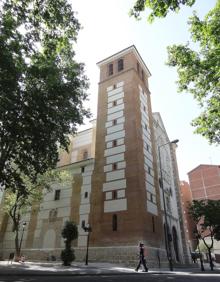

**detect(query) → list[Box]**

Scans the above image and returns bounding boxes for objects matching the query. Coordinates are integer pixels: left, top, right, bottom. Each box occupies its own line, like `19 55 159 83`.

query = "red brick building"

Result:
188 165 220 200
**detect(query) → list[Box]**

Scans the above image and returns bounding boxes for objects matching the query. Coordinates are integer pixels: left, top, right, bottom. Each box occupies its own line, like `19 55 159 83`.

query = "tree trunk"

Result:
14 228 20 262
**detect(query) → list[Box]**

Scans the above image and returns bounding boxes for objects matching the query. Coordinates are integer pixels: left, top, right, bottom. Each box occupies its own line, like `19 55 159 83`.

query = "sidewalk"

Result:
0 261 220 276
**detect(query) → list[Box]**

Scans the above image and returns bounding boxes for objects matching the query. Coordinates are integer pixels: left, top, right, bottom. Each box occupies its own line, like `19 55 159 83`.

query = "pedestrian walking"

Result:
135 242 148 272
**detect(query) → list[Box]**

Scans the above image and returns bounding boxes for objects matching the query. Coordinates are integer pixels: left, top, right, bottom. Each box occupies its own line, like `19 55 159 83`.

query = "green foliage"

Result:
0 0 90 194
61 221 78 266
189 199 220 270
131 0 220 144
130 0 196 22
2 169 67 257
62 220 78 242
167 1 220 144
189 199 220 240
61 249 75 266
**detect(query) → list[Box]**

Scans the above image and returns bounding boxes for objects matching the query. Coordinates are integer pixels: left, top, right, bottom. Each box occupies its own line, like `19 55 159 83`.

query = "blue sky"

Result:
72 0 219 180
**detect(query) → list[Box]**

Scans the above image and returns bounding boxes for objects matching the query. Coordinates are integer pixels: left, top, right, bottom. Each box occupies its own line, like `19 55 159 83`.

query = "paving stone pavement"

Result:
0 261 220 276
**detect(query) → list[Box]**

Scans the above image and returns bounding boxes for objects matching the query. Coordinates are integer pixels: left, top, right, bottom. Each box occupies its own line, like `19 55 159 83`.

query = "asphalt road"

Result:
0 274 220 282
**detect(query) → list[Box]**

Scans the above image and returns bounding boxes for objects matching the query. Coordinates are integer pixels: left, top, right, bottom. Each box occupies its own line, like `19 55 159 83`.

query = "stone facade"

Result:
0 46 187 266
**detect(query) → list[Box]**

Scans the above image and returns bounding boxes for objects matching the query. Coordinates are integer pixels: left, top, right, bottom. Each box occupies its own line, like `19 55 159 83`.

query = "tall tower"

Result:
90 46 163 262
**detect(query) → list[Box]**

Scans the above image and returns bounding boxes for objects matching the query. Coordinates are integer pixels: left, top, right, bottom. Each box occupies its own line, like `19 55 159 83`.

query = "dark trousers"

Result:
136 256 148 272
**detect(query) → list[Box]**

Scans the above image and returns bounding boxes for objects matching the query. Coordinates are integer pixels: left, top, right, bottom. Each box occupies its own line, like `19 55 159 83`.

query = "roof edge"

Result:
97 45 151 77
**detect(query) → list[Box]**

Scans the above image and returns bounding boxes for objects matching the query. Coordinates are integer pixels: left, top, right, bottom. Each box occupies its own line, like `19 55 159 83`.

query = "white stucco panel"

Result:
147 200 158 216
108 91 124 103
103 179 126 192
106 192 112 200
107 104 124 115
107 124 124 135
104 145 125 157
79 203 90 215
105 130 125 142
106 153 124 164
107 110 124 122
104 198 127 212
107 86 123 97
106 169 125 182
117 189 125 198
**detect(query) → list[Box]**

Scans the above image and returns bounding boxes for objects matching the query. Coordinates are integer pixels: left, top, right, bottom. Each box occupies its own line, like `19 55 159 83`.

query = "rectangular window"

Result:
113 100 117 106
108 63 113 75
113 119 117 126
112 140 117 147
54 189 61 201
81 166 85 173
113 190 117 199
112 163 117 170
118 59 124 72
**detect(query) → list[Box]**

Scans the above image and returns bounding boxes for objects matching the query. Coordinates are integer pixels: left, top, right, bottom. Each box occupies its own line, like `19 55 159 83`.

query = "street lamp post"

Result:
19 222 27 256
83 225 92 265
158 139 179 271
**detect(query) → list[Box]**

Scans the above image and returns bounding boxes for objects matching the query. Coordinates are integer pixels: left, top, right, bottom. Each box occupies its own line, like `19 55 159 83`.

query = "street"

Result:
0 273 220 282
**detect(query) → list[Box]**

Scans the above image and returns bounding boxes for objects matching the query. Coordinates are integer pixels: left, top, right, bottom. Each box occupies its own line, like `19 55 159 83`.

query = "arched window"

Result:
108 63 113 75
118 59 124 71
172 226 180 261
112 214 117 231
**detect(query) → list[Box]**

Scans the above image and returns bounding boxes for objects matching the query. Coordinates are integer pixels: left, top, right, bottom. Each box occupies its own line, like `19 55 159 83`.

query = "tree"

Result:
2 170 68 260
61 221 78 266
131 0 220 145
189 200 220 271
0 0 90 194
130 0 196 22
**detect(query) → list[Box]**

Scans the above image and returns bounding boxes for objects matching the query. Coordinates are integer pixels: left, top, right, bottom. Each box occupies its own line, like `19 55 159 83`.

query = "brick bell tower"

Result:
90 46 163 261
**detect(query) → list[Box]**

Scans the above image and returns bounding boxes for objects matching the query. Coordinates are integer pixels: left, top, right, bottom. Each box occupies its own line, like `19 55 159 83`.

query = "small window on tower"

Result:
54 189 61 201
112 214 117 231
112 163 117 170
81 166 85 173
118 59 124 72
112 140 117 147
108 63 113 75
113 119 117 126
113 100 117 106
84 192 88 198
113 190 117 199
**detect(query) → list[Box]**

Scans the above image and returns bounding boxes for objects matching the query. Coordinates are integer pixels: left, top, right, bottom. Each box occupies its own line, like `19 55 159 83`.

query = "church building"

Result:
0 46 188 266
